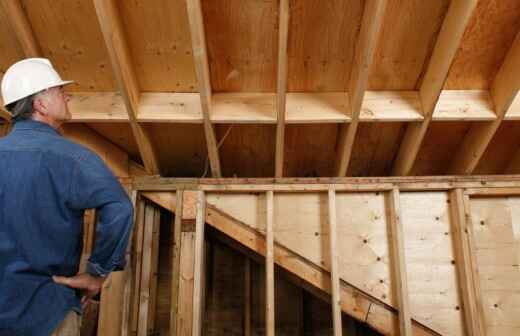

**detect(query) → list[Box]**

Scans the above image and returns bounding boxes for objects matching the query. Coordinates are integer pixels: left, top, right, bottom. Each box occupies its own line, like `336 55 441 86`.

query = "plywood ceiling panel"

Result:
368 0 450 90
410 122 470 175
202 0 278 92
217 124 275 177
86 122 140 163
284 124 338 177
118 0 198 92
143 123 207 177
444 0 520 89
21 0 116 91
474 121 520 174
287 0 364 92
348 122 405 176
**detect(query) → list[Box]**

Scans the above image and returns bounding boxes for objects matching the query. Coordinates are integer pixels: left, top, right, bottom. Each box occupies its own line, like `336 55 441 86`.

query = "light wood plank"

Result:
275 0 290 177
130 198 146 334
393 0 478 175
450 31 520 174
449 189 485 335
327 188 342 336
192 191 206 336
432 90 497 121
147 207 161 331
176 230 195 336
336 0 387 176
170 190 184 336
92 0 160 175
1 0 41 57
186 0 221 177
266 190 275 336
386 188 412 336
244 257 252 336
137 203 155 336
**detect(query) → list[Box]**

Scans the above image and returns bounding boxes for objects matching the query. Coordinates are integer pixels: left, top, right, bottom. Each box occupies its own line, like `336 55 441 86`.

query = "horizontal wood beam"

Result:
93 0 160 175
133 175 520 193
392 0 478 175
186 0 221 177
450 30 520 174
336 0 387 177
66 90 510 124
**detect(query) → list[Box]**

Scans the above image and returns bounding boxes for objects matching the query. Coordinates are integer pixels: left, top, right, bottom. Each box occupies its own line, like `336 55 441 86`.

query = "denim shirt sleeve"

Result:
68 151 134 277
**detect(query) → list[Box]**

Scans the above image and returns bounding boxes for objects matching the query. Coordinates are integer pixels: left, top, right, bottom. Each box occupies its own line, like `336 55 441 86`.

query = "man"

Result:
0 58 133 335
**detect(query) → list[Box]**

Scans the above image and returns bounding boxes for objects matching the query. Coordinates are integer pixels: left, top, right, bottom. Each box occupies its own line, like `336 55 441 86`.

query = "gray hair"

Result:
5 92 39 122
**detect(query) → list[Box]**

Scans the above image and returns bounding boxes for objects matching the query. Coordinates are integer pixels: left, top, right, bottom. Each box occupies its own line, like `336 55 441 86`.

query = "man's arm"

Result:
54 151 133 304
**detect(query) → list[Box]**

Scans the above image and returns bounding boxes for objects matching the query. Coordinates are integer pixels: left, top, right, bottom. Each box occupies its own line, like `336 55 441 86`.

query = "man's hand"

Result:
52 273 106 309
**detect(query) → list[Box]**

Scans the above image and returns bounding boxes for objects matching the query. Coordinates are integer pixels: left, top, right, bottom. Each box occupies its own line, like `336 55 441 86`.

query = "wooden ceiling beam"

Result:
392 0 478 176
1 0 41 57
186 0 222 178
275 0 290 177
449 30 520 174
93 0 160 175
335 0 387 177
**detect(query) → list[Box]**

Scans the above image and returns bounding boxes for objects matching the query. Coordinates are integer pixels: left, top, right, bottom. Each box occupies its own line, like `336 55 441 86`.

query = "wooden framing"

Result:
450 30 520 174
265 190 275 336
170 190 184 336
275 0 290 177
192 190 206 336
1 0 41 57
386 188 412 336
186 0 221 178
335 0 386 177
93 0 160 175
392 0 478 176
449 189 484 335
327 187 342 336
138 177 520 336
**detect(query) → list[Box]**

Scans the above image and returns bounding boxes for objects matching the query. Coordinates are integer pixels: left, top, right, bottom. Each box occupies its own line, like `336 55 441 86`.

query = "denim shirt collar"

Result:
13 119 61 136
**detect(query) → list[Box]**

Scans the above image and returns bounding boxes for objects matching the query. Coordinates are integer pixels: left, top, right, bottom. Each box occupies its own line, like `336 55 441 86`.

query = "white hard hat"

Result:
1 58 74 106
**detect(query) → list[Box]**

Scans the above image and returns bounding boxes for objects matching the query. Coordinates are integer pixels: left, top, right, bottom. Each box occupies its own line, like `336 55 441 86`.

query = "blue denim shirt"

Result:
0 120 133 336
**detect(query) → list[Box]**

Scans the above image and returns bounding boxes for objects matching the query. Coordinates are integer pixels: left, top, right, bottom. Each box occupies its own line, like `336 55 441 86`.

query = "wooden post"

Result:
327 187 343 336
386 188 412 335
192 191 206 336
266 191 275 336
147 207 161 331
170 190 184 336
137 203 157 336
244 257 252 336
130 198 147 334
449 189 485 335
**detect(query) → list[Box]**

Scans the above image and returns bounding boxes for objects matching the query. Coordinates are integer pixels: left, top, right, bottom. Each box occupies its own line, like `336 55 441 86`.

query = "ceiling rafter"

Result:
392 0 478 176
1 0 41 57
275 0 290 177
450 30 520 174
186 0 222 178
93 0 161 175
335 0 387 177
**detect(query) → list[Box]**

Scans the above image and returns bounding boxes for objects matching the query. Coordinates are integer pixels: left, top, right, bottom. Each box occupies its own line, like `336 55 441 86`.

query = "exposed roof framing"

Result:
186 0 222 177
392 0 478 176
335 0 387 177
450 30 520 174
1 0 519 178
93 0 160 175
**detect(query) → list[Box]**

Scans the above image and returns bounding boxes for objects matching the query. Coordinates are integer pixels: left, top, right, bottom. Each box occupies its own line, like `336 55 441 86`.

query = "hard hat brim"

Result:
3 80 75 107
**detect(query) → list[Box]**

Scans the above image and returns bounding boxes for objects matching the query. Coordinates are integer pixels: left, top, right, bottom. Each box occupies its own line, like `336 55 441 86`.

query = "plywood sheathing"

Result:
474 121 520 174
20 0 116 91
118 0 198 92
202 0 278 92
369 0 450 90
445 0 520 89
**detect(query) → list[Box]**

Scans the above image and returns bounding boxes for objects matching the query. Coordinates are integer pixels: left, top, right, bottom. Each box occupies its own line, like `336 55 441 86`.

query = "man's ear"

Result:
33 95 47 116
